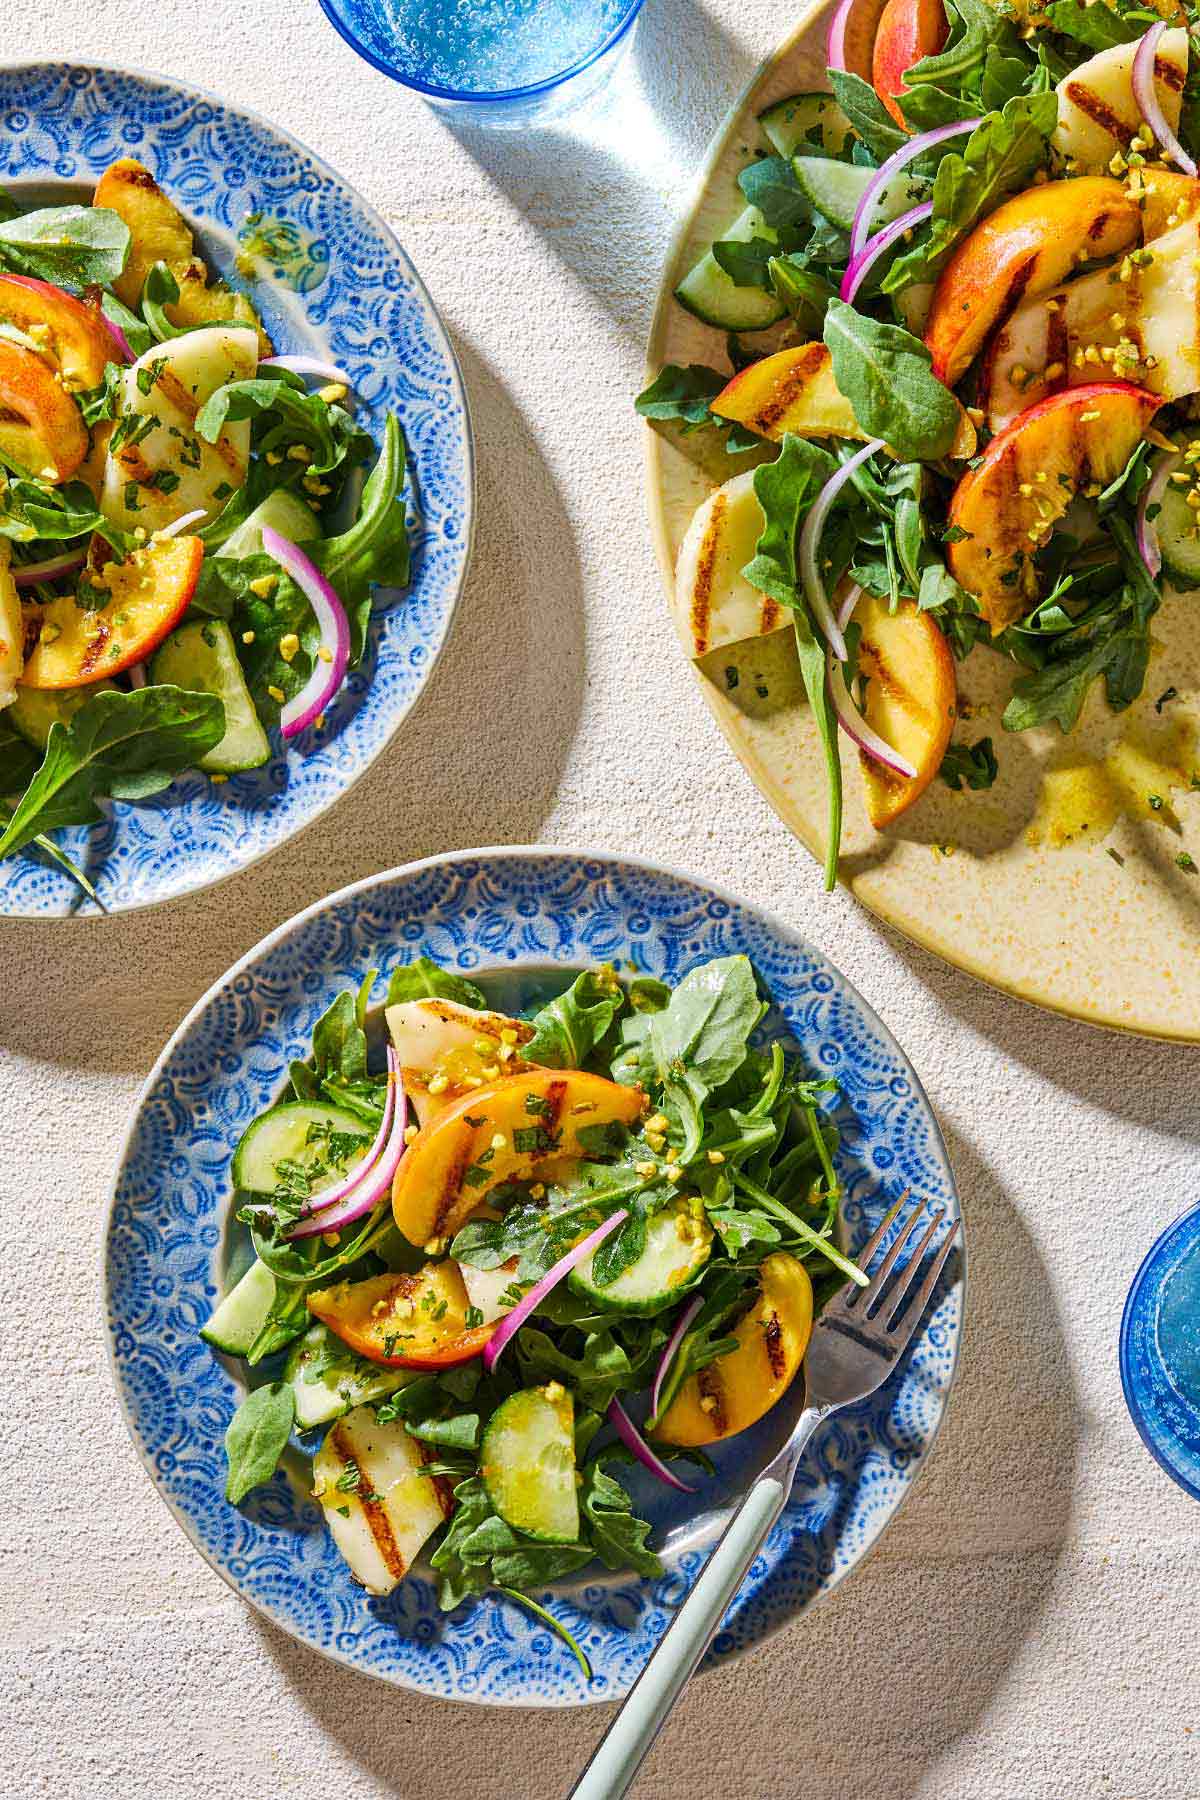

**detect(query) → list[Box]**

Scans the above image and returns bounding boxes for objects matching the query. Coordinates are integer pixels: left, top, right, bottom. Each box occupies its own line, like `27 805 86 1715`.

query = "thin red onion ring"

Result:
260 526 351 739
286 1052 409 1239
1132 24 1196 177
155 509 208 541
1136 448 1181 580
482 1209 629 1373
828 641 919 777
836 581 864 633
128 662 147 690
12 549 85 588
649 1295 703 1423
102 314 136 365
801 440 886 661
607 1395 696 1494
849 118 980 262
840 201 934 303
261 355 356 389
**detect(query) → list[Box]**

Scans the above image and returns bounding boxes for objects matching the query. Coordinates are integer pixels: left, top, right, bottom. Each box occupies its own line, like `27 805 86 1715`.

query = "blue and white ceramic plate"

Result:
104 849 964 1705
0 63 472 918
1120 1202 1200 1504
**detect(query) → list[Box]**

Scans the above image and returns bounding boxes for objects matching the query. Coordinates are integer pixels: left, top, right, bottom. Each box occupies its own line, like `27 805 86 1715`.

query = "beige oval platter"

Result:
643 2 1200 1042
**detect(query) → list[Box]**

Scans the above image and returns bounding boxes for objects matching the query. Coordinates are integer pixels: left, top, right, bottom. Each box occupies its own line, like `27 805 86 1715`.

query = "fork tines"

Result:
842 1193 960 1338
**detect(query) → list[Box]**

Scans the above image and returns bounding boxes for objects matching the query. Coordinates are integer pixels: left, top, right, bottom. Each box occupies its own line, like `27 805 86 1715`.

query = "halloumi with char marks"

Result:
312 1404 454 1595
674 470 788 660
101 326 258 534
384 996 536 1126
1055 30 1188 169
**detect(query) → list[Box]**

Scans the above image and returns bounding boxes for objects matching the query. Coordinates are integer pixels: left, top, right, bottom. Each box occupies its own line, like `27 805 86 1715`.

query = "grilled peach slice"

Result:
830 0 890 80
20 535 203 687
0 275 115 390
1139 167 1200 238
872 0 947 129
925 178 1141 386
391 1068 645 1247
854 591 956 827
93 157 197 309
947 381 1160 632
0 339 88 483
308 1265 495 1368
654 1252 813 1447
0 542 21 710
712 344 975 457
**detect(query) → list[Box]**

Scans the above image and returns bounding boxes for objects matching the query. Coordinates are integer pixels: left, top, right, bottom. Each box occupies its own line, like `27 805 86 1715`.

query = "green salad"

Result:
640 0 1200 885
204 953 862 1667
0 157 409 902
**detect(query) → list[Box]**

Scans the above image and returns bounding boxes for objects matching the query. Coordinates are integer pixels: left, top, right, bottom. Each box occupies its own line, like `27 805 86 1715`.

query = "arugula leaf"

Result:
589 1204 647 1288
827 70 908 161
429 1475 495 1607
523 968 623 1068
767 257 837 335
906 0 1020 91
736 156 812 234
1043 0 1144 50
516 1327 643 1414
0 716 39 793
711 233 777 291
579 1452 663 1578
224 1382 295 1504
0 204 130 288
882 95 1058 295
497 1588 593 1679
939 737 998 790
196 370 373 477
0 477 128 552
385 954 487 1009
1002 617 1144 733
0 687 225 861
646 954 763 1108
101 290 154 360
742 435 838 604
316 413 410 607
635 363 726 427
823 299 960 461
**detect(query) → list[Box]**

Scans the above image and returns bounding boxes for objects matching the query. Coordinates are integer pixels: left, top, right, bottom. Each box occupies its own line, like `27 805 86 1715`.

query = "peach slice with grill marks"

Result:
853 590 957 827
946 380 1161 633
0 338 88 483
872 0 948 130
20 534 203 688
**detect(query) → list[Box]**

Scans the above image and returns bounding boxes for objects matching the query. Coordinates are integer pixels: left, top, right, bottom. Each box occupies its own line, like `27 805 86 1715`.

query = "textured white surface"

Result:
2 2 1199 1795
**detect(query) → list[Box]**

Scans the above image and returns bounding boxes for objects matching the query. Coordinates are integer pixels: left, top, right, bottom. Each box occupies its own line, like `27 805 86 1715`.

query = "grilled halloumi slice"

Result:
0 543 21 711
1055 30 1188 170
458 1257 520 1326
101 326 258 534
981 211 1200 427
385 996 536 1126
674 470 788 661
313 1405 454 1596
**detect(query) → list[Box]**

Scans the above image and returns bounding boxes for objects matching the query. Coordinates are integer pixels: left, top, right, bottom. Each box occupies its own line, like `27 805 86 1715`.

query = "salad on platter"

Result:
203 952 864 1669
0 160 409 903
639 0 1200 887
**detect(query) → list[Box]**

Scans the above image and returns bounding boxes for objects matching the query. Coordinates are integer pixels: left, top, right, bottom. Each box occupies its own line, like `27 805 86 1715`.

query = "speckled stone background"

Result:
3 2 1199 1795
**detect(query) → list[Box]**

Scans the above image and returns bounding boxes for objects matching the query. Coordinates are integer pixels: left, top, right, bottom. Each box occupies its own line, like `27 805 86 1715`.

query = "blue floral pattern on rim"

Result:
0 63 472 918
1120 1202 1200 1504
103 849 964 1706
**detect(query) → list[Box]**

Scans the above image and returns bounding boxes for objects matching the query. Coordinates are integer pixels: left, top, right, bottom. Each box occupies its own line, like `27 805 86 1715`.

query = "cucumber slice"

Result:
221 487 322 559
8 680 117 749
150 618 270 774
285 1323 414 1429
1156 482 1200 589
480 1384 579 1542
568 1200 713 1315
201 1258 276 1356
231 1100 374 1195
759 91 853 157
791 156 925 234
675 205 786 332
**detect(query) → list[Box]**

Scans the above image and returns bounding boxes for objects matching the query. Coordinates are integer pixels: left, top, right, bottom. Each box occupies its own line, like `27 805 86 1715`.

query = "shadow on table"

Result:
430 0 758 346
257 1123 1080 1800
0 335 586 1075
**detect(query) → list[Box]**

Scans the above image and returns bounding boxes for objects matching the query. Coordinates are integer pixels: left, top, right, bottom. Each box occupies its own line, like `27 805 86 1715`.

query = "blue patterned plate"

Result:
0 63 472 917
104 850 964 1705
1120 1202 1200 1503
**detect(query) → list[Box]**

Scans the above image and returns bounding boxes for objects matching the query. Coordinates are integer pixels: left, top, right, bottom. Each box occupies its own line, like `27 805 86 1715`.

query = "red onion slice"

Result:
828 643 919 777
286 1049 408 1239
102 314 136 365
1136 447 1181 580
260 354 356 390
12 549 85 588
156 509 207 541
482 1209 629 1373
836 581 864 633
801 440 886 661
840 201 933 303
1132 24 1196 176
649 1295 703 1422
128 662 147 690
260 526 351 739
607 1395 696 1494
849 118 980 262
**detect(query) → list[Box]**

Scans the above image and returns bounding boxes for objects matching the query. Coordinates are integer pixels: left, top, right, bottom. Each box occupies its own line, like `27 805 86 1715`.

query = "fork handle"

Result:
568 1472 787 1800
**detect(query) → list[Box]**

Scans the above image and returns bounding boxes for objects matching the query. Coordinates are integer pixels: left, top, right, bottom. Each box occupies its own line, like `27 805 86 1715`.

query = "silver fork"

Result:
568 1195 960 1800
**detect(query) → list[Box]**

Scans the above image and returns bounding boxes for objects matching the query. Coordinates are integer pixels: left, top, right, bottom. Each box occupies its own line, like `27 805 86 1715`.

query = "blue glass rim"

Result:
317 0 646 106
1118 1199 1200 1504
